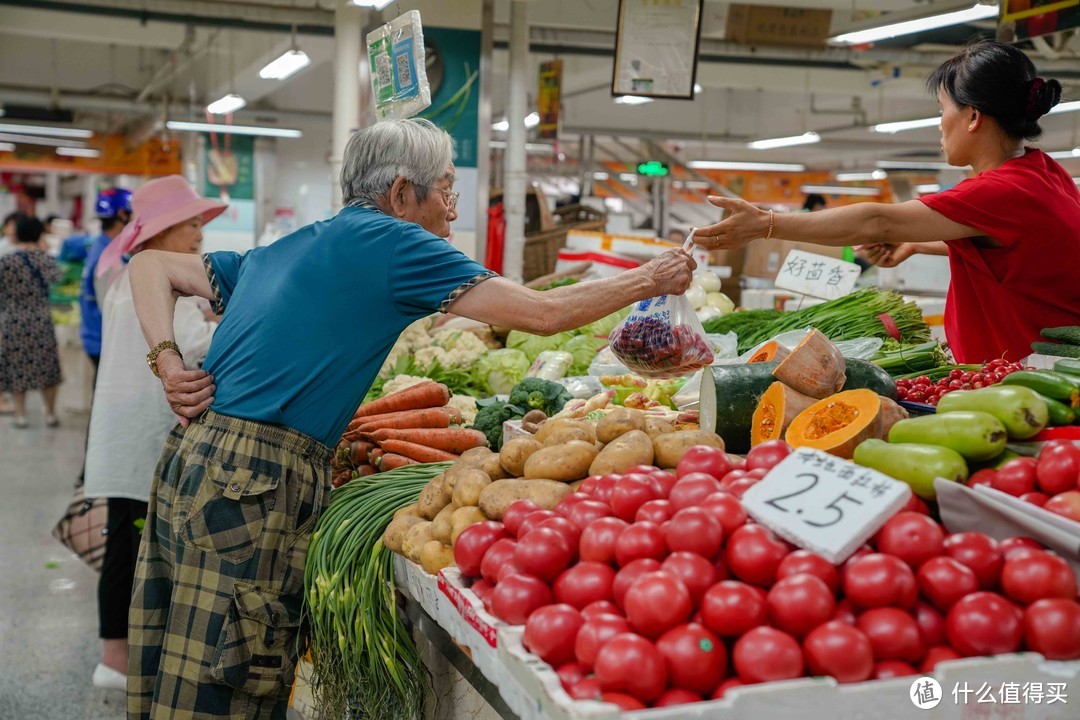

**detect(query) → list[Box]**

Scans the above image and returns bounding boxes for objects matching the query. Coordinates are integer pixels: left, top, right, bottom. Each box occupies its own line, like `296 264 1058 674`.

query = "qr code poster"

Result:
367 10 431 120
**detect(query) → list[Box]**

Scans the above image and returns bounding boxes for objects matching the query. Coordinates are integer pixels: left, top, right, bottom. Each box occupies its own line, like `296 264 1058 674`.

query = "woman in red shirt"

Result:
694 41 1080 364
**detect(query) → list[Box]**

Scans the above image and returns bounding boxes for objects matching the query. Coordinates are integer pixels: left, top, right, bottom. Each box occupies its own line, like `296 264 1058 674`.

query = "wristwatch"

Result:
147 340 183 378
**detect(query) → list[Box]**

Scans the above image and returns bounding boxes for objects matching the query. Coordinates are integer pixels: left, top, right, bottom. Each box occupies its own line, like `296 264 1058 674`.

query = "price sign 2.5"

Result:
741 448 912 564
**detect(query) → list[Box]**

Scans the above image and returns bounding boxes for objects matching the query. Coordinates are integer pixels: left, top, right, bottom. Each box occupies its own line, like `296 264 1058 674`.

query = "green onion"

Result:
871 341 950 377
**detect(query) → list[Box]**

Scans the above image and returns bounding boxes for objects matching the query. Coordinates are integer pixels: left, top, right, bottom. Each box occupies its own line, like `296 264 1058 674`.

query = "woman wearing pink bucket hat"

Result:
84 175 225 692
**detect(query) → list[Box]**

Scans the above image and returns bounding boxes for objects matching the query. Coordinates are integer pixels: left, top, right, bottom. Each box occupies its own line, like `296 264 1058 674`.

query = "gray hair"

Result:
341 118 454 206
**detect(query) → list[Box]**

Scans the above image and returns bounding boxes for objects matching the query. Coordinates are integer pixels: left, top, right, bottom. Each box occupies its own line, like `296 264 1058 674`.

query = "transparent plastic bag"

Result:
737 329 884 363
366 11 432 121
608 293 715 378
528 351 574 381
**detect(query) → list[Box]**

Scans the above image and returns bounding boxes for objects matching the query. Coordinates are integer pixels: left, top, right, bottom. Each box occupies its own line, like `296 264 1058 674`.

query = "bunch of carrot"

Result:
331 380 488 487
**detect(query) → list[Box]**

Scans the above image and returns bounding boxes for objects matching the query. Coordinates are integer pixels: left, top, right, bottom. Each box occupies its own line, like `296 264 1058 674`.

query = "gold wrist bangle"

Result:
764 209 775 242
147 340 183 378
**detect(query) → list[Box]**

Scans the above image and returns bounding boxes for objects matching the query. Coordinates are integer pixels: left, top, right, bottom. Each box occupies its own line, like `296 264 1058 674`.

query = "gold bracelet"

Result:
764 209 775 242
146 340 183 378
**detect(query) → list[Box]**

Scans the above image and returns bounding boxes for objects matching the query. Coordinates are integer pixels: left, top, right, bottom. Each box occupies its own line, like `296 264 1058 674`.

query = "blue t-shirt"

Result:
79 233 110 357
202 206 495 447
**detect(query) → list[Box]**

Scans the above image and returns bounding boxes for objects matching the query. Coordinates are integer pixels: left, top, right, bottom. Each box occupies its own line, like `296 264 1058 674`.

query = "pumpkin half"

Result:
773 329 847 399
785 388 885 459
751 382 817 446
748 341 790 364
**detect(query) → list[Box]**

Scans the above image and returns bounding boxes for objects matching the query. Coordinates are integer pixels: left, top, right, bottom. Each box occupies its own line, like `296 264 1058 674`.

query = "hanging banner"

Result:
537 59 563 140
998 0 1080 42
0 136 180 176
612 0 704 100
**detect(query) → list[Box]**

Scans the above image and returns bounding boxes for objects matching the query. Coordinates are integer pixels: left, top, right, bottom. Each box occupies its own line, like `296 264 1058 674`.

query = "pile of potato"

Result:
383 407 724 575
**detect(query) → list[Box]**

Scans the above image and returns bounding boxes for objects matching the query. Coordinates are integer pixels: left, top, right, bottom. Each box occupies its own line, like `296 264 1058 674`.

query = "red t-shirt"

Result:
918 149 1080 363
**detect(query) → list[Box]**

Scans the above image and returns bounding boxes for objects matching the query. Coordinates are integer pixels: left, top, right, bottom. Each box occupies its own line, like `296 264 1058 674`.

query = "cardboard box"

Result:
710 247 745 307
743 239 845 279
726 3 833 49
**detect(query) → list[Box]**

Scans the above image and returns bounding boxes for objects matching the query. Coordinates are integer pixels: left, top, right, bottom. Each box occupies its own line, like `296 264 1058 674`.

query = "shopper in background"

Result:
0 211 28 415
0 215 63 427
694 40 1080 364
802 193 826 212
125 118 694 718
80 188 132 371
83 175 224 692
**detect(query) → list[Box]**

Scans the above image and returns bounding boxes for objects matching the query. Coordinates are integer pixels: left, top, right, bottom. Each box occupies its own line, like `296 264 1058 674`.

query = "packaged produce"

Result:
608 295 715 378
527 350 574 381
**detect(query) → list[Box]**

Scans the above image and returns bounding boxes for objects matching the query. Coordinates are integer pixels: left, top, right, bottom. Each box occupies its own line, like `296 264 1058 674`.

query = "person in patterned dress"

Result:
0 215 63 427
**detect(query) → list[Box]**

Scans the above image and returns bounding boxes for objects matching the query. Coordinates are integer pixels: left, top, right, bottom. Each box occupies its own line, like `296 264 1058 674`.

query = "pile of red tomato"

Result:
895 359 1025 406
968 440 1080 522
452 442 1080 710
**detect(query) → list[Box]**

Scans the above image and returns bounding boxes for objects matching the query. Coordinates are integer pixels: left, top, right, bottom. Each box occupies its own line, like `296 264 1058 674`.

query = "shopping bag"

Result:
607 292 715 378
51 485 107 572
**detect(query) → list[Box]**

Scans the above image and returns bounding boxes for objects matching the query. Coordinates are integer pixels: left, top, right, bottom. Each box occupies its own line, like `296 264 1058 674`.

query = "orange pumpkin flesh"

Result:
748 341 790 364
785 389 882 459
751 382 817 446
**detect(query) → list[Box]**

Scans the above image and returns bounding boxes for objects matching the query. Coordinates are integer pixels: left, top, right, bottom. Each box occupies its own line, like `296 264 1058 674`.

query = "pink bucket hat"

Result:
96 175 227 277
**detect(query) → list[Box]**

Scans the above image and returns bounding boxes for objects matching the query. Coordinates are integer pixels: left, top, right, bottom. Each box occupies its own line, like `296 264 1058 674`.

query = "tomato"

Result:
578 516 628 565
919 645 962 673
655 622 727 695
1020 491 1050 507
590 476 618 504
676 445 733 481
833 598 858 625
731 457 748 471
711 677 744 699
725 524 790 587
701 581 767 637
1045 490 1080 523
668 473 724 512
745 440 792 471
480 538 518 585
901 494 930 516
514 527 572 583
718 470 749 490
490 574 552 625
536 517 581 561
1023 598 1080 660
578 476 600 496
992 458 1038 497
635 499 673 524
723 476 762 498
502 500 541 537
610 475 661 522
653 688 703 707
662 552 719 607
624 572 693 638
471 578 494 605
842 553 918 609
873 512 945 568
598 693 647 710
581 600 621 620
496 559 525 584
523 604 584 667
567 676 603 700
1036 441 1080 495
553 562 616 610
1000 550 1076 604
802 621 874 684
855 607 925 663
613 521 667 567
453 521 510 578
569 500 614 533
838 544 874 587
644 469 679 498
612 558 663 610
517 510 559 539
594 633 668 702
917 557 980 612
701 492 748 536
555 492 591 519
871 660 917 679
765 573 836 638
574 614 632 671
914 601 946 647
967 468 997 489
663 507 723 559
713 553 730 582
732 627 804 683
776 550 839 594
942 532 1003 589
556 662 587 691
945 592 1023 656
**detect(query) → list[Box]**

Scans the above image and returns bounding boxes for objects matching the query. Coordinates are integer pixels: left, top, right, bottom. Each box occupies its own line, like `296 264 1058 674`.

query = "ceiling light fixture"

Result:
487 140 556 154
0 142 14 152
1052 101 1080 115
0 132 86 147
592 172 610 180
349 0 395 8
835 171 888 181
748 132 820 150
165 120 302 138
1049 147 1080 159
694 83 703 95
206 93 247 115
875 160 955 170
872 117 941 134
800 184 881 196
259 49 311 81
916 184 942 193
689 160 807 172
614 96 654 105
491 112 539 132
830 1 998 45
56 147 101 158
0 122 93 138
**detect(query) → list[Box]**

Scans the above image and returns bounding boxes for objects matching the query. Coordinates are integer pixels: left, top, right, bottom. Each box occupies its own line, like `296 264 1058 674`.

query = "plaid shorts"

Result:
128 410 332 720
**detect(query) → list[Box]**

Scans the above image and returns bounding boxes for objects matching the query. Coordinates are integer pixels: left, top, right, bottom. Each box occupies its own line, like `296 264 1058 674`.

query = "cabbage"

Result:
561 334 609 376
473 348 531 395
506 330 574 363
577 306 631 341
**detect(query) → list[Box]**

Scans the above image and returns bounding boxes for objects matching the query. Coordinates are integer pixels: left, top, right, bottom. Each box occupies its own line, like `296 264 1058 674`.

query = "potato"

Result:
402 521 434 562
535 418 596 445
500 437 543 476
589 430 654 476
450 506 488 544
652 429 725 469
479 454 512 481
417 477 453 520
524 440 597 482
430 502 459 544
542 425 595 447
479 479 573 520
596 407 647 444
382 514 424 553
645 417 676 439
419 540 456 575
392 503 421 521
452 469 492 507
458 447 494 467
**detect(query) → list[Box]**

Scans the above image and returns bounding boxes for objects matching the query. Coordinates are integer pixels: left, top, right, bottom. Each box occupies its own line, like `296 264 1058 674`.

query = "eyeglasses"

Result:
421 186 460 209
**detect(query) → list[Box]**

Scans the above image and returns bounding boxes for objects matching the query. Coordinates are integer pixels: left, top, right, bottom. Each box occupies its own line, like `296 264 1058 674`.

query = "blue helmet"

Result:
95 188 133 219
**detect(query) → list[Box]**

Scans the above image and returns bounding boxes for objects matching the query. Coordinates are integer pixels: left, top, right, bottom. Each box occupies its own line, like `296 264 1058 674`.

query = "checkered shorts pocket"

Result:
210 581 302 698
181 462 278 564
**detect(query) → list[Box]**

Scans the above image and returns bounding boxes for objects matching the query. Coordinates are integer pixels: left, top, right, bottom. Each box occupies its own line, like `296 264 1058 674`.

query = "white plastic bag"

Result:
608 294 715 378
737 329 884 363
367 11 432 120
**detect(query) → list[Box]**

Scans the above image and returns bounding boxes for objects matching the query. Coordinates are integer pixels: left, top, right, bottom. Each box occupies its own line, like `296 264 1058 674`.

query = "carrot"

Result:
349 440 376 467
378 453 419 472
377 439 459 464
354 381 449 419
369 448 385 466
367 428 488 454
355 464 377 478
358 407 462 433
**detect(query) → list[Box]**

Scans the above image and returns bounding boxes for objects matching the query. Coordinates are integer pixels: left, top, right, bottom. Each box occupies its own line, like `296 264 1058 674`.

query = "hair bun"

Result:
1026 77 1062 120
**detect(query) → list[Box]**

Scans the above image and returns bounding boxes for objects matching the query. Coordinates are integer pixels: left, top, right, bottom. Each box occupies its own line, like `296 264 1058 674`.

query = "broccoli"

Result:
470 399 519 449
508 378 572 418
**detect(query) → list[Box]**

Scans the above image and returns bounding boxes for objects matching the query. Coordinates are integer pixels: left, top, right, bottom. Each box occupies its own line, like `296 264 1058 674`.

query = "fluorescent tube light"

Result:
872 117 941 134
916 184 942 193
831 2 998 45
748 132 820 150
688 160 806 172
56 147 101 158
694 83 703 95
207 93 247 115
350 0 394 7
592 172 610 180
0 122 93 138
1049 148 1080 159
0 142 14 152
1051 101 1080 115
835 171 887 181
491 112 540 132
619 173 639 182
0 132 85 147
487 141 556 154
259 49 311 81
165 120 302 138
614 96 654 105
800 184 881 196
875 160 954 170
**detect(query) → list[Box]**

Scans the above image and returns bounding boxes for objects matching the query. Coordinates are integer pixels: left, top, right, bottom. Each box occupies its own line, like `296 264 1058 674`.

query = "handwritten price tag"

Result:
774 249 861 301
741 448 912 563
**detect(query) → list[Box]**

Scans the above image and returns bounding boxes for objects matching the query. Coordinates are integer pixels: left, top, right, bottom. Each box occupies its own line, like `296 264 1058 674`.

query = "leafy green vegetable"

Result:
506 330 575 363
473 348 530 396
364 354 485 403
470 398 522 449
561 334 608 376
579 307 631 340
508 378 572 417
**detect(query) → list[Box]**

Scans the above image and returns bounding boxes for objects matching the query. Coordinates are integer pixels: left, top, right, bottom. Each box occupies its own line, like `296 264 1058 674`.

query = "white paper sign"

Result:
773 249 861 301
612 0 703 99
741 448 912 563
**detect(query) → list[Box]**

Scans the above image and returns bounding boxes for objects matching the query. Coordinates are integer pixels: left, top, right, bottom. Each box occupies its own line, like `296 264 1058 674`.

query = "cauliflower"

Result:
446 394 478 426
381 374 432 397
414 346 454 371
377 317 436 377
431 329 490 367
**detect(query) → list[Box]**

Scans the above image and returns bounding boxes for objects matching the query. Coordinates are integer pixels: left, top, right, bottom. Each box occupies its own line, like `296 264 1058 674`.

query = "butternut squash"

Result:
748 341 790 364
785 389 884 459
751 382 817 446
773 329 846 399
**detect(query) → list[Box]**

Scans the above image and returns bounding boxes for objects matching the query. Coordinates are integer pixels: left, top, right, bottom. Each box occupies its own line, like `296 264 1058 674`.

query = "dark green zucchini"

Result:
1053 358 1080 378
1001 370 1080 407
1036 393 1076 426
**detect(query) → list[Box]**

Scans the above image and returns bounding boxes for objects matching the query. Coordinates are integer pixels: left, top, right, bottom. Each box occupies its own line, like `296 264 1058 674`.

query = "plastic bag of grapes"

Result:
608 292 715 378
